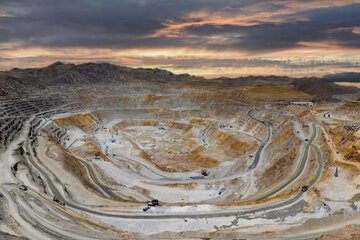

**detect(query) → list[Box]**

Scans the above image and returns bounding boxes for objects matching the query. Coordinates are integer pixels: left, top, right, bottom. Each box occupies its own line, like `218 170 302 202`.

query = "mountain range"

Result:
0 62 358 98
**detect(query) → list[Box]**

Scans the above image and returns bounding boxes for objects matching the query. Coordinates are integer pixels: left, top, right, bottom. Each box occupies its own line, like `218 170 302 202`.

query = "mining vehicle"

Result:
53 196 65 206
18 184 27 191
147 199 159 207
143 199 160 212
301 186 309 192
201 169 209 176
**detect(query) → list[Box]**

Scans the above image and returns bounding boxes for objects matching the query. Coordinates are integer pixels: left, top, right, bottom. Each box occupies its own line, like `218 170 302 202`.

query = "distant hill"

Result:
323 72 360 82
292 77 356 97
0 62 358 98
3 62 201 86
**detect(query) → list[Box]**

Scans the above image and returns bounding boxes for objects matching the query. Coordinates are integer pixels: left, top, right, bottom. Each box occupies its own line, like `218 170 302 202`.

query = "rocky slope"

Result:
0 62 358 98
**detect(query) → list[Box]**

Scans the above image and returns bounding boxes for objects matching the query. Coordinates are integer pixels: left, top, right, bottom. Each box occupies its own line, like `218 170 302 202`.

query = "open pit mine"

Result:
0 62 359 240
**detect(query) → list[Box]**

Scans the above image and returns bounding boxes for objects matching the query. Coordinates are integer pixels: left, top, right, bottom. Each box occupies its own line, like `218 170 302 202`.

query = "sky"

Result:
0 0 360 78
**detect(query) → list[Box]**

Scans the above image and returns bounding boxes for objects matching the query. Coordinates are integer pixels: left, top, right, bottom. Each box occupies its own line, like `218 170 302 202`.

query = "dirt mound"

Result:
330 126 360 164
54 113 99 132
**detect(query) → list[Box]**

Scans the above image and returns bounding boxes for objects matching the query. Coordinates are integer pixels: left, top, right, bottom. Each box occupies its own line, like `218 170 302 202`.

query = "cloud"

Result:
0 0 358 50
353 27 360 35
181 3 360 51
0 0 359 77
140 56 360 69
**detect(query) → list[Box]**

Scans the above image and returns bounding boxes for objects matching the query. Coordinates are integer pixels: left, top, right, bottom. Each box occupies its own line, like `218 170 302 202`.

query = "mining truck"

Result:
53 196 66 206
301 186 309 192
143 199 160 212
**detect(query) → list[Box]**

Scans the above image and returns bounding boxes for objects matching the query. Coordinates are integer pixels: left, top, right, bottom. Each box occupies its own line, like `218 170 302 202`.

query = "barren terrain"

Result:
0 63 359 239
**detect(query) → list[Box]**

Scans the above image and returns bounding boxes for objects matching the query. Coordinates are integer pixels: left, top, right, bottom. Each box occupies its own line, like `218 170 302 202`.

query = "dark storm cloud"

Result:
183 3 360 51
0 0 359 51
0 0 168 46
0 0 257 48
